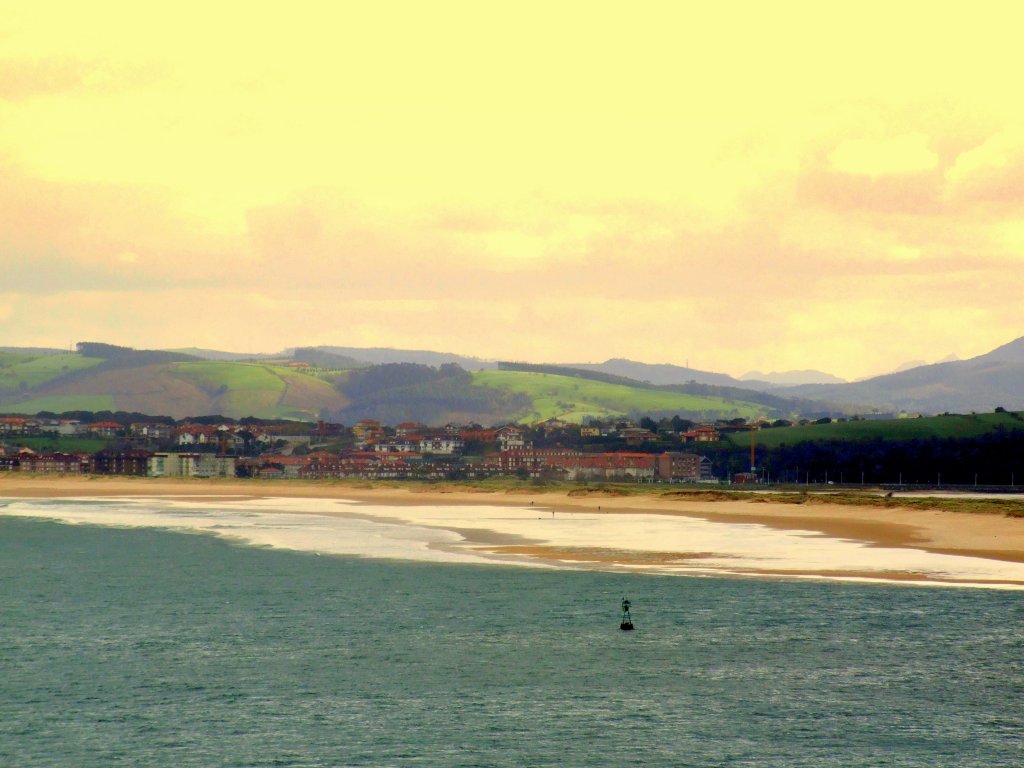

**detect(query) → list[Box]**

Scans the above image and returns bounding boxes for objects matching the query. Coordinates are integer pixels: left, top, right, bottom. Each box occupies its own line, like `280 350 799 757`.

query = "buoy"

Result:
619 597 634 631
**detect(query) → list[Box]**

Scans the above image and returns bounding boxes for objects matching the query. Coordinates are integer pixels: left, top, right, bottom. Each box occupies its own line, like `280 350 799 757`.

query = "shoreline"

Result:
4 475 1024 586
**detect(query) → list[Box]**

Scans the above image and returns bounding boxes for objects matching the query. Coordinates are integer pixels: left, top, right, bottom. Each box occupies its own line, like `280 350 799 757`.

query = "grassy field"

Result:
726 411 1024 448
171 362 345 420
472 370 763 422
8 435 112 453
173 361 286 415
173 361 288 392
0 354 103 392
1 394 117 413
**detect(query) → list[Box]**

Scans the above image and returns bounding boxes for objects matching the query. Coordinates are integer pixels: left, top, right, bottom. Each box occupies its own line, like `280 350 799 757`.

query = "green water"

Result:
1 514 1022 766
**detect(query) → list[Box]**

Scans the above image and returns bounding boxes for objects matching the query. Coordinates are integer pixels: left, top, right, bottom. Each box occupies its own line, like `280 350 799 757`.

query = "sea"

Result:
2 500 1022 767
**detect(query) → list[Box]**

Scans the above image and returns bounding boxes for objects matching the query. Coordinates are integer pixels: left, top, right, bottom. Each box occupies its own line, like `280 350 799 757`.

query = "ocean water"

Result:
2 514 1022 767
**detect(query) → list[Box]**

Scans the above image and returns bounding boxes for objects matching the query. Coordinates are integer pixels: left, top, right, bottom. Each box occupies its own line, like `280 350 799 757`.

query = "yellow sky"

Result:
3 2 1023 379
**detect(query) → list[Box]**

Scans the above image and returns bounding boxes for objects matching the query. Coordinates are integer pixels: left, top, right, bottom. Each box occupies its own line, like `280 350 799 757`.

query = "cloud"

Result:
3 5 1024 380
945 130 1024 206
828 134 940 177
0 57 86 101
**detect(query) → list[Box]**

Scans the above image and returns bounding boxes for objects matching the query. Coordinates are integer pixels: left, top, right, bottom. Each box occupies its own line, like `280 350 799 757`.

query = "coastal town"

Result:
0 414 722 483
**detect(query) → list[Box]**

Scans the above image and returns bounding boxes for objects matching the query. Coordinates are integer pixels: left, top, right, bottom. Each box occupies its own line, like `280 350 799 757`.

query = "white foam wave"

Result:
3 495 1024 589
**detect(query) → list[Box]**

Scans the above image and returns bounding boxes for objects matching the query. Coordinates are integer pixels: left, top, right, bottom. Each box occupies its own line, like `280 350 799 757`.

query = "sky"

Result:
2 2 1023 380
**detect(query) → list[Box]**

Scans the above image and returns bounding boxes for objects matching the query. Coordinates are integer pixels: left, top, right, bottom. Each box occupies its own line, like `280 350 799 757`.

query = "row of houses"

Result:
2 414 725 454
0 417 313 448
0 449 236 478
0 445 714 483
496 449 713 482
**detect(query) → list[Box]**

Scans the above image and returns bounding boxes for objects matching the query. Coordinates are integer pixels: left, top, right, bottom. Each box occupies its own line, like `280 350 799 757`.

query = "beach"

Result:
4 475 1024 587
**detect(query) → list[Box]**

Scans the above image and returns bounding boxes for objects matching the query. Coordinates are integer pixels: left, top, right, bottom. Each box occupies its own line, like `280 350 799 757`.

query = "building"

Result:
418 436 464 455
148 452 236 478
0 417 37 435
683 425 720 443
16 452 89 474
497 426 527 451
656 452 711 482
395 422 427 437
91 449 153 476
88 421 124 438
130 423 174 441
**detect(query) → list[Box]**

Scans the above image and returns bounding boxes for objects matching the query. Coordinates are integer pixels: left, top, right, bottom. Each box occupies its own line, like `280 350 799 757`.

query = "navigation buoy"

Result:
620 598 634 631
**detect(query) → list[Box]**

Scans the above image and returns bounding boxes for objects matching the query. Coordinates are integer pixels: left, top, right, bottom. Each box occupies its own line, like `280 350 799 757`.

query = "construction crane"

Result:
750 424 757 474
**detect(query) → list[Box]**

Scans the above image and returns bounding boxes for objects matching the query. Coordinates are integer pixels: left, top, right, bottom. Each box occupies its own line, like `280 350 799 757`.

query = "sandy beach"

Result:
4 475 1024 587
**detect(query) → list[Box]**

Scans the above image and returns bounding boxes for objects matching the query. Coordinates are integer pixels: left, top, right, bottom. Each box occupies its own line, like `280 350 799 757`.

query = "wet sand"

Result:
4 475 1024 586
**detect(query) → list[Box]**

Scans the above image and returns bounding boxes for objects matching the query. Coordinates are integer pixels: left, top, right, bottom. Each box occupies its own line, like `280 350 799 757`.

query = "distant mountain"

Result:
310 346 497 370
969 337 1024 364
167 347 280 362
0 346 66 356
569 359 746 388
885 353 960 376
5 335 1023 420
739 369 846 386
786 336 1024 413
888 360 928 375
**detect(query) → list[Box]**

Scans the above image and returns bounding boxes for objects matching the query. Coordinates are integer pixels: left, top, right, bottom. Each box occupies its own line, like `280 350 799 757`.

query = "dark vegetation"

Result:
76 342 199 367
697 427 1024 486
498 361 661 389
292 347 366 369
335 363 530 424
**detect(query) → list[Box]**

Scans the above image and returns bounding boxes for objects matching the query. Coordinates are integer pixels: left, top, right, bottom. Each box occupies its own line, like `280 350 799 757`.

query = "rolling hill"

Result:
785 336 1024 413
0 346 779 424
6 334 1024 423
723 411 1024 450
0 346 349 420
471 370 765 422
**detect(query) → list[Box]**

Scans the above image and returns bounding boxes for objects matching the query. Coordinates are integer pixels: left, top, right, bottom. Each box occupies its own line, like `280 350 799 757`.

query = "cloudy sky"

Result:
3 2 1023 379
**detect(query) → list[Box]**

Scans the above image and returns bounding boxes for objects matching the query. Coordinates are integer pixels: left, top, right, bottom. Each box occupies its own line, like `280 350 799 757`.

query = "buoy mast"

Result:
620 598 634 631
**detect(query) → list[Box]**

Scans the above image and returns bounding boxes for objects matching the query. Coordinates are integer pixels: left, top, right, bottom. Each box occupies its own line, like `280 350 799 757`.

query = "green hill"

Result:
471 370 764 423
0 353 103 393
726 411 1024 449
1 348 774 424
0 348 348 420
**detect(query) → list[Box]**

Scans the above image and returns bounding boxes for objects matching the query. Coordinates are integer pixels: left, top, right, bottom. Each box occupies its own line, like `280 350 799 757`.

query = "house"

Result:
683 425 720 443
395 422 427 437
577 452 657 481
419 436 464 455
498 448 582 475
0 417 36 435
459 427 498 444
130 422 174 441
175 424 219 445
536 417 569 435
56 419 82 436
620 427 657 446
256 455 307 479
374 438 420 454
353 419 383 441
497 426 527 451
88 421 124 438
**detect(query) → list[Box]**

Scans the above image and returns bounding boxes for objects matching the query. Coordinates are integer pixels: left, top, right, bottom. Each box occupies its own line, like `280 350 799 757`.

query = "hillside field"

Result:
472 370 763 423
728 411 1024 449
2 394 117 413
0 353 103 393
0 355 349 421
